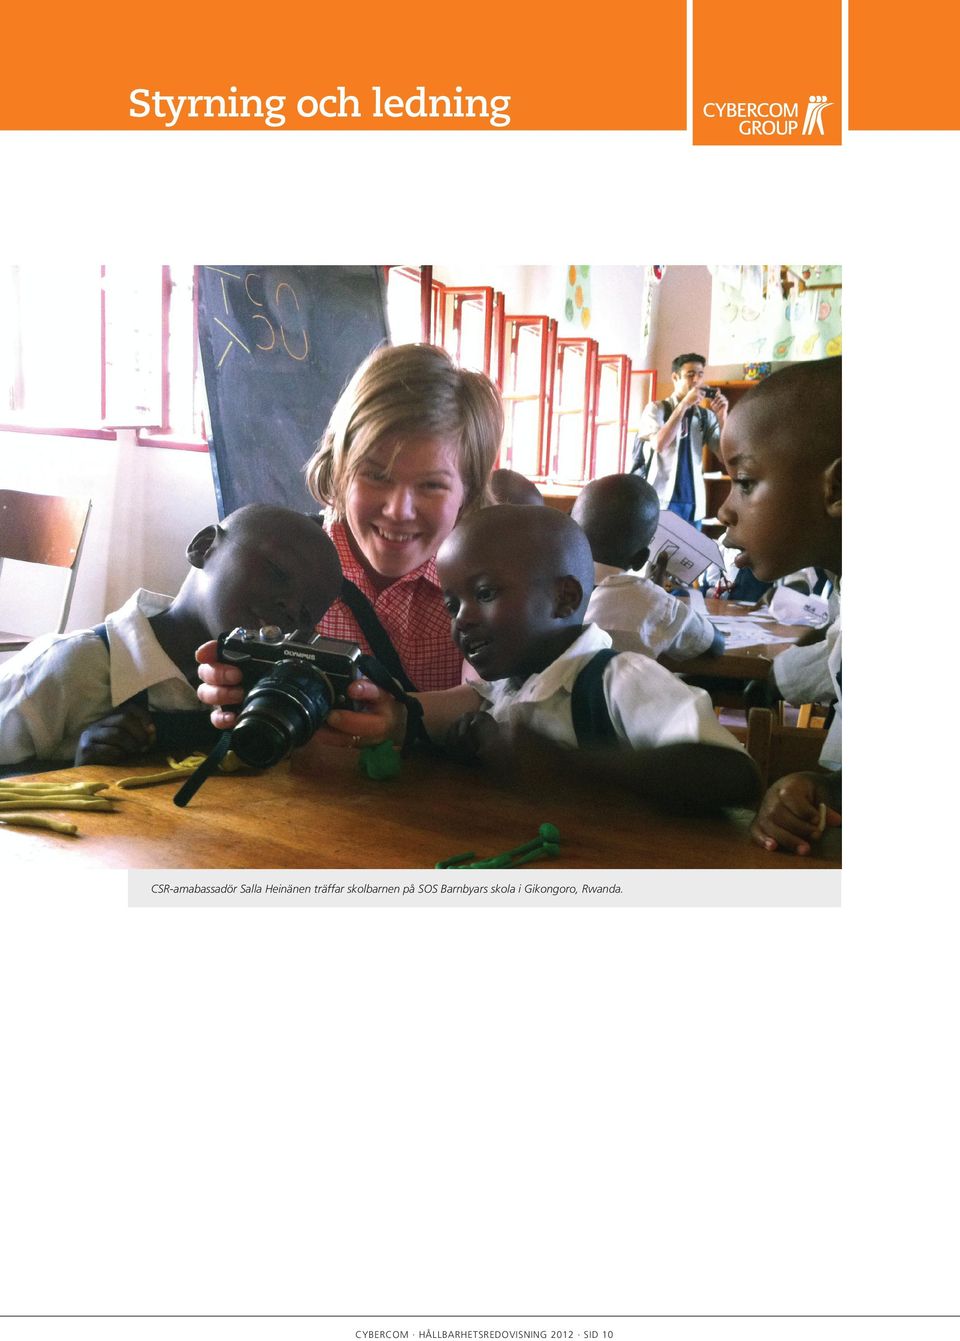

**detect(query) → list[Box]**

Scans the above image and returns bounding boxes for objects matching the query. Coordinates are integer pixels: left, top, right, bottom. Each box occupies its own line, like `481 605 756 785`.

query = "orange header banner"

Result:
2 0 686 131
693 0 842 146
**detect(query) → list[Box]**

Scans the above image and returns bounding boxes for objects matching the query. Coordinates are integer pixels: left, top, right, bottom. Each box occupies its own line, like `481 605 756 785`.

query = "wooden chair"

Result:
746 706 828 793
0 489 92 652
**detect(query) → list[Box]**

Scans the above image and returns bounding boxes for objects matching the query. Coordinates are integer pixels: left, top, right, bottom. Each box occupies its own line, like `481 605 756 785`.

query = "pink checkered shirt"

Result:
317 520 463 691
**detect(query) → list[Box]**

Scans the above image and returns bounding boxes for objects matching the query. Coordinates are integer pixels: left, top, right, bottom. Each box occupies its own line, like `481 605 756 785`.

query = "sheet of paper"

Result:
708 616 801 649
649 511 724 582
769 584 832 628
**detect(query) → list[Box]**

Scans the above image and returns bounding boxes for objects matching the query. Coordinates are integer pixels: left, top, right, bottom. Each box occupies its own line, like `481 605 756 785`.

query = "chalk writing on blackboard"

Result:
206 268 310 366
195 265 390 518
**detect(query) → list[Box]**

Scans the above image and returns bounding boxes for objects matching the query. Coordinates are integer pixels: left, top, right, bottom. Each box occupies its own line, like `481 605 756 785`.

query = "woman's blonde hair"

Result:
305 343 503 520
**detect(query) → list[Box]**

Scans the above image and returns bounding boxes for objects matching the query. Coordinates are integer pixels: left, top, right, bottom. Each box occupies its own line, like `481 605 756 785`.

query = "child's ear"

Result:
629 545 650 571
823 458 842 518
186 524 220 569
554 575 584 618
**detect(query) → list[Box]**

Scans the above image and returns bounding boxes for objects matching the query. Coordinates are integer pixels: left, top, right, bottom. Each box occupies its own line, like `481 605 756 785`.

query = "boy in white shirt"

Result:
717 357 842 852
571 473 724 662
0 505 342 769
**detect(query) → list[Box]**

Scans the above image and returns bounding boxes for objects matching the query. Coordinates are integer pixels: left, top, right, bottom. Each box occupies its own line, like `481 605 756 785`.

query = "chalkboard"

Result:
196 266 390 519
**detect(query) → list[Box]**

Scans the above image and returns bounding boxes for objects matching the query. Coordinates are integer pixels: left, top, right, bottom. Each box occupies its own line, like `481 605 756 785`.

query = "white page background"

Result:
0 117 955 1340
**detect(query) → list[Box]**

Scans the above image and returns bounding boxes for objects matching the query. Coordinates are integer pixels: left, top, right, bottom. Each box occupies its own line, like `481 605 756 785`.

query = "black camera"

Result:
701 386 718 399
219 625 364 769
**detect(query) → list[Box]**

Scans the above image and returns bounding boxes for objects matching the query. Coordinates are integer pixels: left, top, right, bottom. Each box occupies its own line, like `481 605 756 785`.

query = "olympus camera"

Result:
219 625 364 768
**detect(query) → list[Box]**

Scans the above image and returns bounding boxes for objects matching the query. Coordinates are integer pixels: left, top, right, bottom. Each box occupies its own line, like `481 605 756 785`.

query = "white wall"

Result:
648 265 742 387
0 430 217 661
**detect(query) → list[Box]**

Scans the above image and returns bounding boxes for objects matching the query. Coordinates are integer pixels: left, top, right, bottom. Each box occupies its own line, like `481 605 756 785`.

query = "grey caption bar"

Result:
129 868 840 908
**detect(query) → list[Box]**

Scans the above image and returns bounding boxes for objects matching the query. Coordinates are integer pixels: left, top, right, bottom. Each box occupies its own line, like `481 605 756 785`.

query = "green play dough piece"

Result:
360 741 402 779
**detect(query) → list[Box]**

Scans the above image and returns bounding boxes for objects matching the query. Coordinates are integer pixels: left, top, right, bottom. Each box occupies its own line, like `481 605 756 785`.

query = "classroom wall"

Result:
648 265 743 387
0 430 217 664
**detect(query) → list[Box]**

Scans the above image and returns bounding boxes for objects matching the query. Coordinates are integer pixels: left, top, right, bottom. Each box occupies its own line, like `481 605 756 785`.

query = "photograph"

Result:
0 264 841 874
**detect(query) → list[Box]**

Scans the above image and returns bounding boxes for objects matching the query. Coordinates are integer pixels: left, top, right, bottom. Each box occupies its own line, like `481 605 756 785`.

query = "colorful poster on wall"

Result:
564 265 592 329
709 264 842 364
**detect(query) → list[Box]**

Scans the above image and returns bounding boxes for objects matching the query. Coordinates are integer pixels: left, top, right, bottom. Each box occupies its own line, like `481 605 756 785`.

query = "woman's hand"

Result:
195 639 245 729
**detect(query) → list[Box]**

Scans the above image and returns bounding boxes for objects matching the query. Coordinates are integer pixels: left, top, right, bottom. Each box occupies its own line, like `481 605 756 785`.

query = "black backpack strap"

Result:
570 648 619 748
339 579 418 693
93 622 221 753
631 399 673 476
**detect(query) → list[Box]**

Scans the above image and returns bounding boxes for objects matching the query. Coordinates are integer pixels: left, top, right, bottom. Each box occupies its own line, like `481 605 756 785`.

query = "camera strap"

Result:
339 580 418 693
355 653 434 754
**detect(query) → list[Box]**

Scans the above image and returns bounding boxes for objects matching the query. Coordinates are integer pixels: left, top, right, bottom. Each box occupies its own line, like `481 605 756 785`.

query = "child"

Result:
311 504 758 811
570 473 724 662
488 467 545 506
0 505 342 768
717 356 842 854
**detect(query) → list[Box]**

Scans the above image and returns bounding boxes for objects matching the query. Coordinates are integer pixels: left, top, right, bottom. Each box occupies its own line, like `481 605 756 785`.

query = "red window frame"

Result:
500 314 557 478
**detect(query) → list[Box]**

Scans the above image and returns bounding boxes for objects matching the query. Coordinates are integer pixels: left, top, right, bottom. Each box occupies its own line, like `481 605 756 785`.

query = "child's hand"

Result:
195 639 245 729
74 703 157 765
321 677 406 749
443 710 501 763
750 771 841 856
650 551 671 588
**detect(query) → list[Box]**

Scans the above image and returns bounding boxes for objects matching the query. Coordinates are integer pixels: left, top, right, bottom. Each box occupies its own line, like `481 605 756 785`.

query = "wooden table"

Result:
662 598 807 682
2 744 840 871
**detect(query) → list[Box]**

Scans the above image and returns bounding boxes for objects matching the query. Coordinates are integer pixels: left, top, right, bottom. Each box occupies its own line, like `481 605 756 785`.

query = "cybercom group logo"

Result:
802 94 833 135
701 94 834 138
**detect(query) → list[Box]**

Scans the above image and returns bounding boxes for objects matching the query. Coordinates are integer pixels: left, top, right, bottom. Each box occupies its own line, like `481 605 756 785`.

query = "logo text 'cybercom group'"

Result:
702 94 833 138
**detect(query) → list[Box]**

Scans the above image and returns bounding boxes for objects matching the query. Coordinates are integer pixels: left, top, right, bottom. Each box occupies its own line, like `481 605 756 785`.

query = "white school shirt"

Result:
818 620 842 772
471 623 742 752
586 562 722 661
0 589 197 764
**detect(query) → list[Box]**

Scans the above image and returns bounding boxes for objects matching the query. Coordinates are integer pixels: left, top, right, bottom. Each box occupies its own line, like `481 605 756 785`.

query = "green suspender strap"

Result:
569 648 619 748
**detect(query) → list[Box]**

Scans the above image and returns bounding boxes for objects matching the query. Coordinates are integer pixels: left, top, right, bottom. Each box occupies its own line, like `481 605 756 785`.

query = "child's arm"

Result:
463 723 760 813
750 769 842 856
74 702 158 765
324 678 482 749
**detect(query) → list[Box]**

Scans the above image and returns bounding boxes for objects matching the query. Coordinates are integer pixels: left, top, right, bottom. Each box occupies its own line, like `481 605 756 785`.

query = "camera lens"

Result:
230 662 334 768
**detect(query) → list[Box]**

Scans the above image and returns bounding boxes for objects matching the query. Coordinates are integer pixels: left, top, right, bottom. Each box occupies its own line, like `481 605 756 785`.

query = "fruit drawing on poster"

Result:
709 264 842 363
564 265 592 330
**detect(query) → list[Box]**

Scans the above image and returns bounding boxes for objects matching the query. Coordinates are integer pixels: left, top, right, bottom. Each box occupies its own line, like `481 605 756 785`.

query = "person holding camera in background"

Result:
633 352 728 530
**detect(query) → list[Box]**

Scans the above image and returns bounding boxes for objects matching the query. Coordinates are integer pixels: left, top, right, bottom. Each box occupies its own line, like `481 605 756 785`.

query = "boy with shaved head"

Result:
571 473 723 662
0 504 342 768
488 467 545 507
327 503 758 810
718 356 842 853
